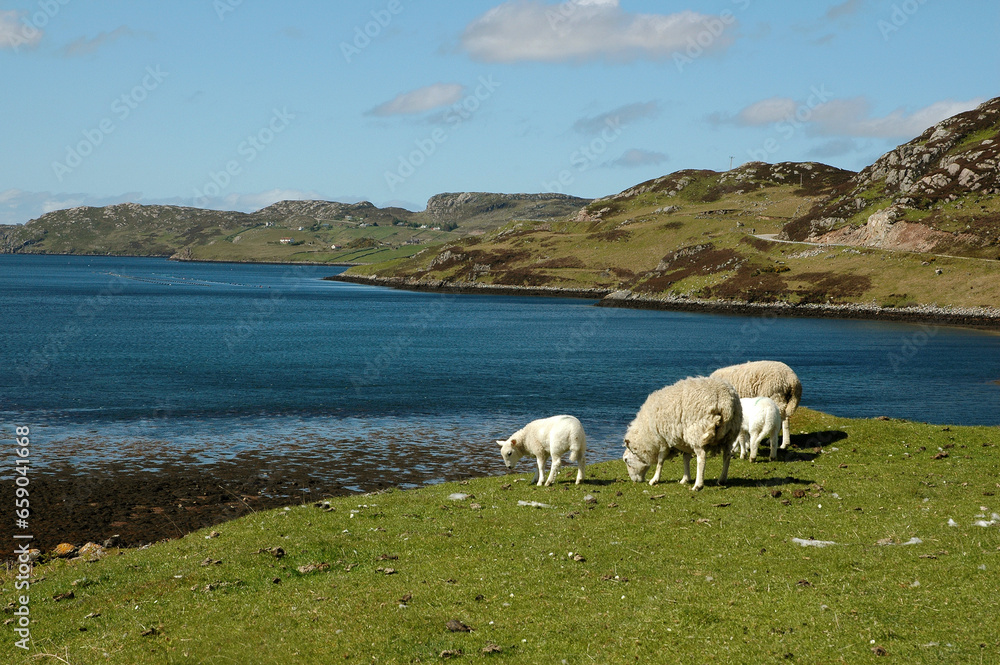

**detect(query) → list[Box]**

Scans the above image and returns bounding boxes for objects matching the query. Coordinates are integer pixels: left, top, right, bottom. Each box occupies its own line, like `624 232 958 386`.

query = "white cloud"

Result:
367 83 466 117
0 10 41 50
61 26 147 57
808 97 987 138
573 101 659 134
461 1 737 63
737 97 798 126
716 95 987 139
608 148 669 168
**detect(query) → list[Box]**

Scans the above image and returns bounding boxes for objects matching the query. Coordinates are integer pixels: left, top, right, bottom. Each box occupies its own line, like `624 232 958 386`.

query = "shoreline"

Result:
1 252 362 267
328 273 1000 330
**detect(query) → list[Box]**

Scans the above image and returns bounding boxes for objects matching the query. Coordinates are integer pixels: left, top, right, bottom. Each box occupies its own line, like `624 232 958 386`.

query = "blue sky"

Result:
0 0 996 224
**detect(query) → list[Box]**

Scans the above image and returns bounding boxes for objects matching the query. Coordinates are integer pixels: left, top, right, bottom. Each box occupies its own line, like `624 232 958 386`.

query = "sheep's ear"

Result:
496 440 507 447
510 438 520 450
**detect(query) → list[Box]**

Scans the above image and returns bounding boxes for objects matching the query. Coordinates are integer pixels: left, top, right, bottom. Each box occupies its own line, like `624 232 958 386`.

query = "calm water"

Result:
1 255 998 484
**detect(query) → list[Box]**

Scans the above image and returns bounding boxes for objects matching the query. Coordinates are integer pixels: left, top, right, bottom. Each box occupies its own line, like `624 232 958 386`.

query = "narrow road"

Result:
751 233 998 264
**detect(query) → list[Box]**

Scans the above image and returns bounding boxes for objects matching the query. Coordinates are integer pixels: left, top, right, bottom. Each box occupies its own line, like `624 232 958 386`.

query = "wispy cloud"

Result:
461 1 738 63
807 138 860 159
712 95 986 139
367 83 466 117
808 97 987 138
61 26 150 57
826 0 866 20
0 10 41 50
573 101 659 134
608 148 669 168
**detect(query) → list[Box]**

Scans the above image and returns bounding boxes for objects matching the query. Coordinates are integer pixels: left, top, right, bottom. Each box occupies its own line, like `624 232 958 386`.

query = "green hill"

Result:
0 193 591 265
346 98 1000 313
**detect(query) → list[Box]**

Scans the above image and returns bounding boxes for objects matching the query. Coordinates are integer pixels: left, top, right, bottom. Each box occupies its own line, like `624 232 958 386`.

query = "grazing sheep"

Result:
496 415 586 486
710 360 801 450
622 377 742 491
735 397 781 462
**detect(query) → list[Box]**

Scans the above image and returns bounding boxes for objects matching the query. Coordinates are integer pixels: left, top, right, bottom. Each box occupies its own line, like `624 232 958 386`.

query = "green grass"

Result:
6 410 1000 664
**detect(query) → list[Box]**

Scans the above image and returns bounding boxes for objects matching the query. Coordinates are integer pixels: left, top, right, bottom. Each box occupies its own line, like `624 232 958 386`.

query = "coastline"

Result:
0 251 361 267
328 273 1000 330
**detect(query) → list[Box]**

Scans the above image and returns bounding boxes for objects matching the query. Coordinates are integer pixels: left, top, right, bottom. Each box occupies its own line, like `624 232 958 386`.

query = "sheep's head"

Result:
622 444 649 482
496 438 524 469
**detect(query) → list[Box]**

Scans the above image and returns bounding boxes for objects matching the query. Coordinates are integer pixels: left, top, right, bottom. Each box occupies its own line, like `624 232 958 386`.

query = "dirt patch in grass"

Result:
491 268 556 286
535 255 586 269
740 235 778 252
793 271 873 303
587 229 633 243
707 266 789 302
632 244 742 293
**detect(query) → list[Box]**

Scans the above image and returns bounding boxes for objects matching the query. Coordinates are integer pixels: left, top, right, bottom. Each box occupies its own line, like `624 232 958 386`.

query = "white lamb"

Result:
496 415 586 486
710 360 801 450
622 377 742 491
735 396 781 462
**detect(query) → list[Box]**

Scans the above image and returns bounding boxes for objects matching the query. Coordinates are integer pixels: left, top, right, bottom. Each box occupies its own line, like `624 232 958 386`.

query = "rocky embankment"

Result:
329 274 1000 329
327 273 612 299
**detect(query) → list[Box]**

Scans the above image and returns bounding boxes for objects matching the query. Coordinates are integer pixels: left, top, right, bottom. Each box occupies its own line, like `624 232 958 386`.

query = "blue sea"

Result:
1 254 998 489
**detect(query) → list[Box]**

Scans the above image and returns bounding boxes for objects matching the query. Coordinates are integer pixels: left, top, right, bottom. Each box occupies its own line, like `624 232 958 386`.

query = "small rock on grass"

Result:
482 644 503 654
440 650 463 659
297 562 330 574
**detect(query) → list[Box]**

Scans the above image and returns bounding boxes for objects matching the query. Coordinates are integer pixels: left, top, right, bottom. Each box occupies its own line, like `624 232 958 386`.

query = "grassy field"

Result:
5 409 999 663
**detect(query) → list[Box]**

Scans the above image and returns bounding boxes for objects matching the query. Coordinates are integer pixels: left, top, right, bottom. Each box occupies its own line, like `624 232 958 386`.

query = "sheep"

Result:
496 415 586 486
622 377 742 491
735 396 781 462
710 360 801 450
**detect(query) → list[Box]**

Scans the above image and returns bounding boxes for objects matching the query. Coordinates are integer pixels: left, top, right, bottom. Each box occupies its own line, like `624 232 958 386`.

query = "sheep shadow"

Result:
719 475 815 489
789 430 848 450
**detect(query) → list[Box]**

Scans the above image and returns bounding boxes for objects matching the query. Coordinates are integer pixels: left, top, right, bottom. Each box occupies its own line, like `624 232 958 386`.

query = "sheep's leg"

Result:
545 456 562 486
650 449 668 485
679 453 691 486
692 448 707 491
749 432 763 463
736 432 747 460
574 452 585 485
718 444 731 487
769 432 779 461
780 417 791 450
535 456 546 486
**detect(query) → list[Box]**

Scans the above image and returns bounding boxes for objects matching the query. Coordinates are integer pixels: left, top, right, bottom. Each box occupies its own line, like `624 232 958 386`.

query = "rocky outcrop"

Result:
422 192 591 225
784 97 1000 256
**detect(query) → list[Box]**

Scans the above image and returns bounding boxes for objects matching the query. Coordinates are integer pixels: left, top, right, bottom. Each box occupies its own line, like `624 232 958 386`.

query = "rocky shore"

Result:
327 273 614 300
328 273 1000 330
